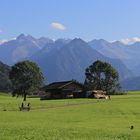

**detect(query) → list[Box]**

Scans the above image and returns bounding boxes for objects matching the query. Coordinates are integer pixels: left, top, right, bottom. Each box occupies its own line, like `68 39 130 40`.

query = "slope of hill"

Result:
121 76 140 90
0 34 53 65
89 39 130 59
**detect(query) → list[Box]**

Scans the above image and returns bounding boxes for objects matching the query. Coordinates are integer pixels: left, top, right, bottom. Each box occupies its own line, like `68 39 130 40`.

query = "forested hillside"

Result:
0 61 11 92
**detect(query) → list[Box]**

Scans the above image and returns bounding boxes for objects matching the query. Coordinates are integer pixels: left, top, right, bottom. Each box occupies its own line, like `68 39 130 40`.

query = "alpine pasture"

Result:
0 92 140 140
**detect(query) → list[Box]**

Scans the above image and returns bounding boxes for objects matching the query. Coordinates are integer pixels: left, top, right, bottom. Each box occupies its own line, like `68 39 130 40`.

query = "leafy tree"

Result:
9 61 44 101
84 60 121 94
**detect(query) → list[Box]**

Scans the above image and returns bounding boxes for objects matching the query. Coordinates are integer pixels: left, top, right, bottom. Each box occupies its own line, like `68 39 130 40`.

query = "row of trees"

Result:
9 60 121 101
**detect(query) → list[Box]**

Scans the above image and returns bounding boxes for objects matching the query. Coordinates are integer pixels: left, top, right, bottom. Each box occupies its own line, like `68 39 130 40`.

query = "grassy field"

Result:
127 90 140 95
0 92 140 140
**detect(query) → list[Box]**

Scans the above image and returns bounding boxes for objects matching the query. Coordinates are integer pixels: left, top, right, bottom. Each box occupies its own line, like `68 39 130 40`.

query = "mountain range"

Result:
0 34 53 65
0 34 140 90
30 38 132 83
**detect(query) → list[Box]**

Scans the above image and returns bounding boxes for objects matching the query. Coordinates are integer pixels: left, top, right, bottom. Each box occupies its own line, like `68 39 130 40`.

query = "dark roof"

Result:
43 80 84 90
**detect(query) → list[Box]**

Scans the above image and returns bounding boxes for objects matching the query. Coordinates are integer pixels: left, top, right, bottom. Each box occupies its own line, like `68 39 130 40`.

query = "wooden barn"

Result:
41 80 85 99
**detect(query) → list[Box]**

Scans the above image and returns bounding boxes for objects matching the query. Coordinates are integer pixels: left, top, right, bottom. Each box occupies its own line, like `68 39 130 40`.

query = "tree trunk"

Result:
23 93 27 101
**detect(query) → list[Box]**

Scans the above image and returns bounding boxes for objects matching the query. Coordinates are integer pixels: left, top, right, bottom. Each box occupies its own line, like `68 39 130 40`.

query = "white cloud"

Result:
10 37 17 40
51 22 66 30
120 37 140 45
0 40 7 44
0 37 16 45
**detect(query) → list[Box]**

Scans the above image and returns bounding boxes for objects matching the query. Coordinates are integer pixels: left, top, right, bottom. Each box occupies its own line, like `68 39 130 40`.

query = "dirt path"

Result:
2 99 107 111
31 100 107 111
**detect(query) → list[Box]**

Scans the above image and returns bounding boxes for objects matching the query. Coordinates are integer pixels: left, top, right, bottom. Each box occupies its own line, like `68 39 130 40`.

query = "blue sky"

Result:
0 0 140 41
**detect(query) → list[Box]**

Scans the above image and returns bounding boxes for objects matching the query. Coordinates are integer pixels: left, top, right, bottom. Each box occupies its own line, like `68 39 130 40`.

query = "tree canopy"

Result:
84 60 121 94
9 61 44 101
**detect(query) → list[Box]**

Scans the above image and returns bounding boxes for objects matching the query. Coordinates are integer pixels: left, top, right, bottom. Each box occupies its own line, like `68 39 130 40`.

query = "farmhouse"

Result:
41 80 85 99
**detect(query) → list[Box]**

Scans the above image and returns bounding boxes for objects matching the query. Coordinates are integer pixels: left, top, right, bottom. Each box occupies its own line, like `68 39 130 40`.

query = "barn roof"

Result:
43 80 84 90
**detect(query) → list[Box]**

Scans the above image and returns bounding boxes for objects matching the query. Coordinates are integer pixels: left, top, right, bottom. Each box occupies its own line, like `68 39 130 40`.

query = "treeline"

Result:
0 60 121 95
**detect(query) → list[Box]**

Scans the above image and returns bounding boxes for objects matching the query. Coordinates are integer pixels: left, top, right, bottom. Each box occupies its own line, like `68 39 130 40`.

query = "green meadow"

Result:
0 92 140 140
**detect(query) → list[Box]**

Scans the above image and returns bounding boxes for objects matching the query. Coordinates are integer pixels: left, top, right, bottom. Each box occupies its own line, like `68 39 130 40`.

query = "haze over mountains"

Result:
0 34 140 90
